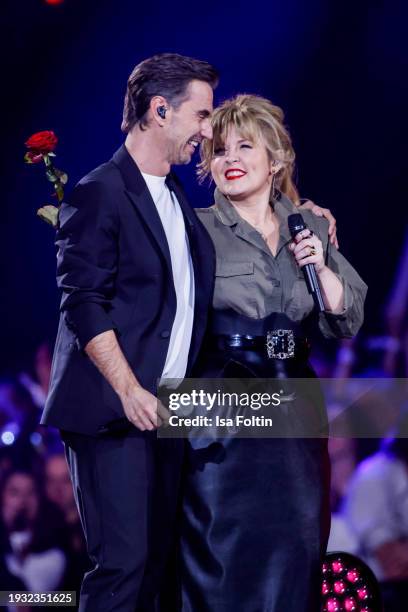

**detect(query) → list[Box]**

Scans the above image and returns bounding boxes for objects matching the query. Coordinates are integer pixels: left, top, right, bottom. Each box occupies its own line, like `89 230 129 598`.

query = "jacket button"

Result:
160 330 170 339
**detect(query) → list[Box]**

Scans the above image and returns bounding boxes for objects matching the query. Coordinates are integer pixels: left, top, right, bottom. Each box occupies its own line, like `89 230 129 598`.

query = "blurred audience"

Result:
327 436 360 555
0 302 407 608
0 341 87 600
0 469 66 591
0 380 43 473
342 413 408 611
45 454 82 548
44 453 89 589
329 436 358 513
18 342 52 410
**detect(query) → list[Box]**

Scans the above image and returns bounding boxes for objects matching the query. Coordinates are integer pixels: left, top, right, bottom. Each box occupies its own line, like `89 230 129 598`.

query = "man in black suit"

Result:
41 53 218 611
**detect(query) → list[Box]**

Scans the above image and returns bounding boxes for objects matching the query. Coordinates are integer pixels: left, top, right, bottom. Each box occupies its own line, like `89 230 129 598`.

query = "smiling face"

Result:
210 125 275 202
166 79 214 165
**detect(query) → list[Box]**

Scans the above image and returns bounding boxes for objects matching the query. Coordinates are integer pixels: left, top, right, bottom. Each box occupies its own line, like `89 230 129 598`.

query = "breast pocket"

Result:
214 260 256 311
216 261 254 277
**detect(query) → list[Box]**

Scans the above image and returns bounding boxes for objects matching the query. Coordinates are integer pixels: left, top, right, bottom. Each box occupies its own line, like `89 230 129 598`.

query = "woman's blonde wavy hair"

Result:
198 94 300 204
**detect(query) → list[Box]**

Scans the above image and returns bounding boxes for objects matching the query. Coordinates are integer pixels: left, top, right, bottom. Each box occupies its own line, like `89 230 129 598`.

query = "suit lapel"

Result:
165 173 196 237
111 145 173 274
166 172 201 289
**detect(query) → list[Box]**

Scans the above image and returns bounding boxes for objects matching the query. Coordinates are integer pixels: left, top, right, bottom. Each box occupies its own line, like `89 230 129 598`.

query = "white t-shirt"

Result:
141 172 195 380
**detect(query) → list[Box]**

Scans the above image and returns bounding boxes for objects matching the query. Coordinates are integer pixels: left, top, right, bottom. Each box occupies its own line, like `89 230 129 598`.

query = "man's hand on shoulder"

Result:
299 199 339 249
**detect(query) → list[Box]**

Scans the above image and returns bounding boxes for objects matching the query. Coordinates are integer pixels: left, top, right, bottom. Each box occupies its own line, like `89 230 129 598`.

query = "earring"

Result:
271 172 278 200
271 160 283 199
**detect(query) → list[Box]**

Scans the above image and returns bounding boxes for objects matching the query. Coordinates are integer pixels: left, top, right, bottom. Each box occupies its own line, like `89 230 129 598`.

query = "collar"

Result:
111 144 178 197
111 144 147 195
213 187 298 244
213 188 241 226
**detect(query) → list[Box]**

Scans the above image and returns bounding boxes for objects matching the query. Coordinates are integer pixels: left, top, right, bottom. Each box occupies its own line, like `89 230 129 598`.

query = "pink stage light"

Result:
322 553 381 611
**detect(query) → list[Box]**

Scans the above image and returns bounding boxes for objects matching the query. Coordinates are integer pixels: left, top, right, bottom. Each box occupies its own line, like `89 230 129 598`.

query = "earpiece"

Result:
157 106 167 119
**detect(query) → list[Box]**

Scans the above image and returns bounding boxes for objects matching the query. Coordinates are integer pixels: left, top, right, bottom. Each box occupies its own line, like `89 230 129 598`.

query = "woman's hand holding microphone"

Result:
289 228 325 273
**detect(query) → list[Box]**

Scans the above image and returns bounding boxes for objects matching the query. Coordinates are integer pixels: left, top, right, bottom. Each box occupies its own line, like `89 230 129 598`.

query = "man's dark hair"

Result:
121 53 219 133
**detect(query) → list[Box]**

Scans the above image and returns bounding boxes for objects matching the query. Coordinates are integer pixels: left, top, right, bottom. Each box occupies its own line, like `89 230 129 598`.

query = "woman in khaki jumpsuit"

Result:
180 94 367 612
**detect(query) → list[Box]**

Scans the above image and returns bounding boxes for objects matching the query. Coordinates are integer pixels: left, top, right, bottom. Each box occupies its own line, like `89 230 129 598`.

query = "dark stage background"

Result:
1 0 407 373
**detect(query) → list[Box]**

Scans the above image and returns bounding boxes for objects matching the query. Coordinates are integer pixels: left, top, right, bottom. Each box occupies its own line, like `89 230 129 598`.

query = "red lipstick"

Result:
225 168 246 181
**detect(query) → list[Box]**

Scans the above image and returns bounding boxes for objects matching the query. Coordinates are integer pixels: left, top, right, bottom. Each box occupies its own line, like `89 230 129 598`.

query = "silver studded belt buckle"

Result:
266 329 295 359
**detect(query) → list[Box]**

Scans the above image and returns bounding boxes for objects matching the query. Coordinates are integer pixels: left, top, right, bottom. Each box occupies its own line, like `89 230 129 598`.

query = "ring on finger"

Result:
309 245 317 256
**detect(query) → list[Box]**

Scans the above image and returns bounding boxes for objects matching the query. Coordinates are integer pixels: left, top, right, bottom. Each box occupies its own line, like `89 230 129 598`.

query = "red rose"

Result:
25 130 58 154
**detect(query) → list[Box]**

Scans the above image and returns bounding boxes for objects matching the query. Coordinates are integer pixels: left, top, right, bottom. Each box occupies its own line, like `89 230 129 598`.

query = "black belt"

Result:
208 333 309 360
208 310 310 360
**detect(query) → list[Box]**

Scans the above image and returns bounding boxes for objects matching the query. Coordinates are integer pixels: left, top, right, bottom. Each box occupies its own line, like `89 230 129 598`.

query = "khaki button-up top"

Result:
196 189 367 339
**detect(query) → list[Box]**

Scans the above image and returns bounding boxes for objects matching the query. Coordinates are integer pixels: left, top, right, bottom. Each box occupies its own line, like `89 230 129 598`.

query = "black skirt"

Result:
180 311 330 612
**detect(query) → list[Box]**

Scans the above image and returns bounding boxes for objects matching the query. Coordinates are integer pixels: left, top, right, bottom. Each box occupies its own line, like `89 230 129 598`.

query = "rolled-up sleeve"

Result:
319 239 368 339
56 179 119 350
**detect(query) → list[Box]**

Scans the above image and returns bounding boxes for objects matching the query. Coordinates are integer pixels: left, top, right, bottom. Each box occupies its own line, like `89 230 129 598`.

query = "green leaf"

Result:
46 169 58 183
55 183 64 202
37 205 59 228
53 167 68 184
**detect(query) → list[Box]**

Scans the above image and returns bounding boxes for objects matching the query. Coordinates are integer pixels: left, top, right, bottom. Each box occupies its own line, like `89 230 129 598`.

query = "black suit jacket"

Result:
41 145 215 435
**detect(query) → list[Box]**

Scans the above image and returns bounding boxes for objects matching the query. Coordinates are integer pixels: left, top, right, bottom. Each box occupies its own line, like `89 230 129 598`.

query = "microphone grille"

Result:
288 213 306 237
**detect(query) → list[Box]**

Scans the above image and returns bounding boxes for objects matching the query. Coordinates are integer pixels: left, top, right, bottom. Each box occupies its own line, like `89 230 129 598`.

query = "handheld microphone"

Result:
287 213 325 312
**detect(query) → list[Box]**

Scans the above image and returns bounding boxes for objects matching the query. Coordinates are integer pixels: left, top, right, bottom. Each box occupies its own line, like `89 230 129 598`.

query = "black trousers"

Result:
62 430 184 612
